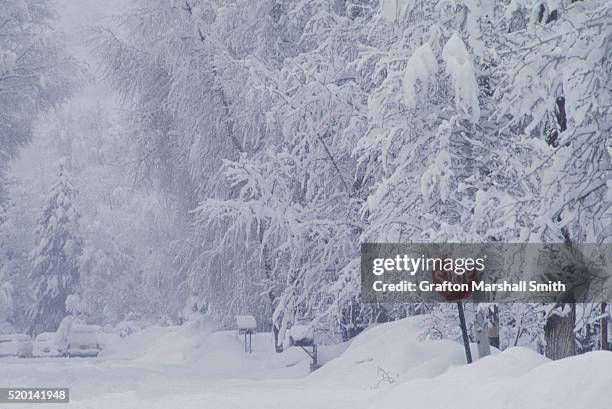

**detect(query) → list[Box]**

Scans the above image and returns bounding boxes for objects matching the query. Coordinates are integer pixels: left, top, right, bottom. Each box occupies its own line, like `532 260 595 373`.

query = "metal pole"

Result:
457 301 472 364
601 303 608 350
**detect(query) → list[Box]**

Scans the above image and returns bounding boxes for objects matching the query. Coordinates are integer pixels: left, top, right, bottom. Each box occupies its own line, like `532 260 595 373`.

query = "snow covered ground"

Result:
1 316 611 409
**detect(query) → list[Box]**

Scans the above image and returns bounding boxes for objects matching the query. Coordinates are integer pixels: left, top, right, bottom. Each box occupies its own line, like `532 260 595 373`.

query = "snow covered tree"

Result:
90 0 611 350
493 0 611 359
29 161 83 335
357 0 610 351
0 0 79 332
0 185 38 332
90 0 305 329
0 281 14 333
189 0 380 345
0 0 78 204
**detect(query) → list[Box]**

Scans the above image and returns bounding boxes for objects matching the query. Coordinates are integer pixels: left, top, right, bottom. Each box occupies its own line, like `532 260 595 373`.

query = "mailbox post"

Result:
236 315 257 353
288 324 319 371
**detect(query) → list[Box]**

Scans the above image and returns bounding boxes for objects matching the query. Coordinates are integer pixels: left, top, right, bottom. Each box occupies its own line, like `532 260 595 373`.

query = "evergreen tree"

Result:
28 161 82 335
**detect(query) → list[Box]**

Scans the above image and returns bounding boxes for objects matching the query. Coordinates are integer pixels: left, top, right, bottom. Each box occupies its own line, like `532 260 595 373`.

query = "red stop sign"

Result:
431 259 476 301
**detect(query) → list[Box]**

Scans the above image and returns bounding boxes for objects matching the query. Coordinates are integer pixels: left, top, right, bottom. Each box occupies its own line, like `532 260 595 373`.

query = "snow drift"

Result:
100 315 348 379
370 348 612 409
307 315 482 389
307 315 612 409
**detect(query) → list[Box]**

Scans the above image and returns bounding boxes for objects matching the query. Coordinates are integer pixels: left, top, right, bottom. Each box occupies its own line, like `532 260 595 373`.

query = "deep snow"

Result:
1 316 611 409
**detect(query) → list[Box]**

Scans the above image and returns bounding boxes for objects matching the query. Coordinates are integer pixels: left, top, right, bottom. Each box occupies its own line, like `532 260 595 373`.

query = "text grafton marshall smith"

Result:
372 280 566 293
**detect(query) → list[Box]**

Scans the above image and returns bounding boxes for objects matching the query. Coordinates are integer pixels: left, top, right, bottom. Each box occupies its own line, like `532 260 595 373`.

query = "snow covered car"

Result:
64 325 102 357
33 332 61 357
0 334 33 358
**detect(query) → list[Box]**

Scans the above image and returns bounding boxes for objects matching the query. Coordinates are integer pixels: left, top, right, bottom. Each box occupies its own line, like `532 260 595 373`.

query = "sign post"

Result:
456 301 472 364
432 263 475 364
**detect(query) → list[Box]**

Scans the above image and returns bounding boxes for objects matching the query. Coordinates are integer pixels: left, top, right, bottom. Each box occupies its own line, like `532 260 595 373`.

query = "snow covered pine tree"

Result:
29 162 83 335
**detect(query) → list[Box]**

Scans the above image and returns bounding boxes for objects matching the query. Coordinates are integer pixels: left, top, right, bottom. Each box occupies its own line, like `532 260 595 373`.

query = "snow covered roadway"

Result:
2 316 612 409
0 319 368 409
1 357 372 409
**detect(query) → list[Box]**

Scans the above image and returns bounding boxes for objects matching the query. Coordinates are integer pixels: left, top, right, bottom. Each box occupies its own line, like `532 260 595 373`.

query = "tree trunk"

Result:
544 304 576 360
258 221 282 352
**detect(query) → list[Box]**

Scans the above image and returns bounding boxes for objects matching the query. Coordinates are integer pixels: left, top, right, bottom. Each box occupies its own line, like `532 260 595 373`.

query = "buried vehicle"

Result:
33 332 61 357
0 334 33 358
63 325 102 358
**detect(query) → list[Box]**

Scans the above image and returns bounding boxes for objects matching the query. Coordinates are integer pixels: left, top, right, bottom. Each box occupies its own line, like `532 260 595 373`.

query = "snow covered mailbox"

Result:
288 324 319 371
236 315 256 353
288 324 314 347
